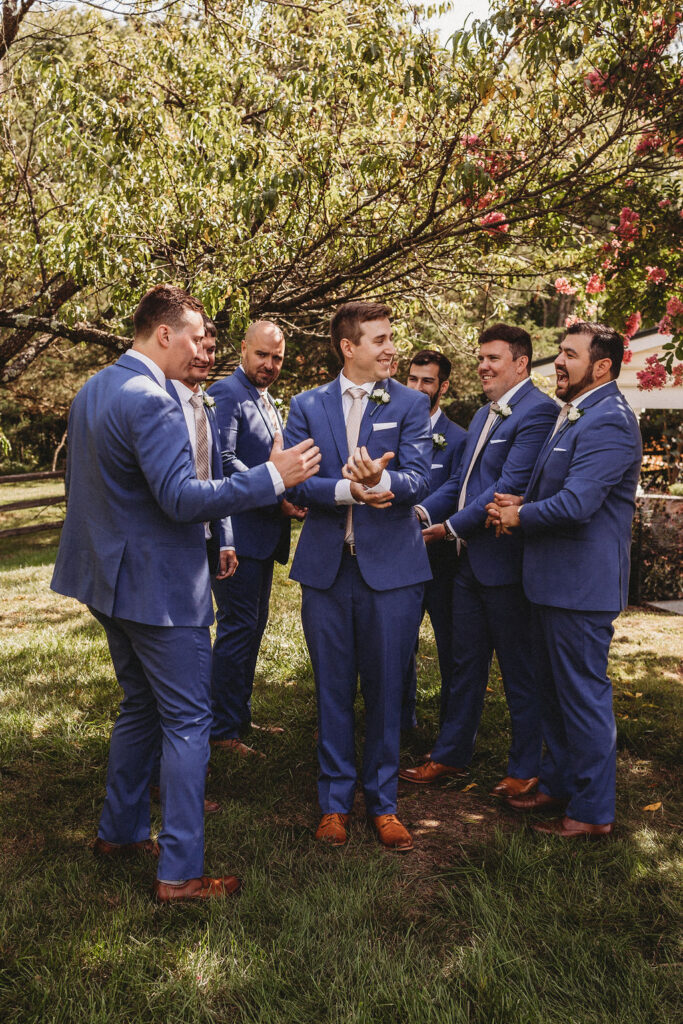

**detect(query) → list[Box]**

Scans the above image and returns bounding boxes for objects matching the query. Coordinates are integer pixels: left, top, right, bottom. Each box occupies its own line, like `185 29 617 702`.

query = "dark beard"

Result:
560 365 595 402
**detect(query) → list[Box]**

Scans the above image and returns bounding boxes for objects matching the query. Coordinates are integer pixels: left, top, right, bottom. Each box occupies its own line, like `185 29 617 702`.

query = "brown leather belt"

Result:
343 542 357 556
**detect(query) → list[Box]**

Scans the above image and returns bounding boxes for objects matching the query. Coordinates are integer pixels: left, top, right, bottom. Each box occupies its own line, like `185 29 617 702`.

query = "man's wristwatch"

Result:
442 522 457 541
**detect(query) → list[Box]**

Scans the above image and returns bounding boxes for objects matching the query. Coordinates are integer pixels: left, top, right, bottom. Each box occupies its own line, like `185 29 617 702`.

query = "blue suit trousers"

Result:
431 551 541 778
301 551 423 816
401 549 456 730
210 555 275 739
532 604 617 824
91 609 212 883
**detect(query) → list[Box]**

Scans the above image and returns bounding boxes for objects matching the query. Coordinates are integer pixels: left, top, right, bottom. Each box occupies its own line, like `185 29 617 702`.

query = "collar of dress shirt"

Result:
430 408 442 430
495 377 529 408
170 378 199 403
339 372 376 397
571 380 613 408
238 364 268 397
127 348 166 389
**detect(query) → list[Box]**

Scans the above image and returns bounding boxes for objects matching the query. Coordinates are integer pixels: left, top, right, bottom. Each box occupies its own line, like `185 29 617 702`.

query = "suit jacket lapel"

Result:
358 381 388 448
235 366 275 438
323 378 350 465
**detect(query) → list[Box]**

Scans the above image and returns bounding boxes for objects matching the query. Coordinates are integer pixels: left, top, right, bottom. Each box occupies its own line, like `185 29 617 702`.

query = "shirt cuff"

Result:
219 546 235 552
367 469 391 494
415 504 431 527
334 479 356 505
265 461 285 496
444 520 458 539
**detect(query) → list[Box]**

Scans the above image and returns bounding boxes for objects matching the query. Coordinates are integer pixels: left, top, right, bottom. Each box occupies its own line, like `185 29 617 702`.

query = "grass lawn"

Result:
0 523 681 1024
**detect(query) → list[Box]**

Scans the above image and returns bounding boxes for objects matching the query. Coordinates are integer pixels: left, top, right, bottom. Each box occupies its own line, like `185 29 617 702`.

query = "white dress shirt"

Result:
334 373 392 505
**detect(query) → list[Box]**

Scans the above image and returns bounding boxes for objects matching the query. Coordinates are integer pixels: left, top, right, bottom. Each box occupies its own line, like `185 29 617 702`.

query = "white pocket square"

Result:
490 438 507 444
373 422 397 430
553 447 568 452
431 463 443 469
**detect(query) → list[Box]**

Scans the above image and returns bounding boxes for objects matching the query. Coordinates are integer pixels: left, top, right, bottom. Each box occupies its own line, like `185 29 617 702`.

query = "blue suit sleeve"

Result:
519 420 640 533
422 461 464 523
129 391 276 522
445 402 556 538
283 395 339 508
384 392 432 505
211 391 250 476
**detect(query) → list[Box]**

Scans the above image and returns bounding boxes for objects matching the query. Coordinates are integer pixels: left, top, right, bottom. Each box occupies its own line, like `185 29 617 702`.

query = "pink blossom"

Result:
550 0 581 6
623 347 633 364
666 297 683 317
585 274 605 295
461 134 483 151
584 69 609 95
479 211 509 235
637 355 668 391
657 315 673 334
554 277 577 295
672 364 683 386
615 207 640 241
565 315 580 328
646 266 668 284
658 198 672 208
623 311 642 338
635 132 663 156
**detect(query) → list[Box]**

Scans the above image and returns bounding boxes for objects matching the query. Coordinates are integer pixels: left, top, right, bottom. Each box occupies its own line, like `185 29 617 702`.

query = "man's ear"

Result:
595 356 613 382
157 323 171 350
440 379 450 398
339 336 355 361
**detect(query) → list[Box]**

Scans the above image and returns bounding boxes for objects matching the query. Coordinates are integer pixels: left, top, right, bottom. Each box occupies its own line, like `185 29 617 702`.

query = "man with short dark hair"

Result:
400 323 557 796
402 349 466 729
207 321 304 757
487 322 641 838
51 285 320 900
284 301 432 852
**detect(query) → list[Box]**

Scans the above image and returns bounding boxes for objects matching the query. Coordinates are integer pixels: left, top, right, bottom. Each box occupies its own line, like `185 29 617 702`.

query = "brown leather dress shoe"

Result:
532 816 614 839
371 814 413 852
149 786 221 814
210 737 265 759
154 875 241 901
399 761 467 784
490 776 539 798
93 837 159 858
315 813 349 847
506 791 568 813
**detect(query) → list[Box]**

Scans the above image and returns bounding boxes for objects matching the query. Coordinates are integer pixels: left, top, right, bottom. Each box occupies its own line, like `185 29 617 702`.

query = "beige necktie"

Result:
261 391 280 435
344 386 366 544
549 402 572 439
458 403 498 511
189 393 211 480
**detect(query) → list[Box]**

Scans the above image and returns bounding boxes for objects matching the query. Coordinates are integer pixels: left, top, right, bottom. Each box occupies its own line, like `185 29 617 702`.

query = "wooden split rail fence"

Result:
0 470 65 539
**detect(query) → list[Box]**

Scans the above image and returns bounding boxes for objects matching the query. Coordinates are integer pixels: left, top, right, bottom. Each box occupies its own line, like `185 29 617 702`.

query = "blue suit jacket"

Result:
520 381 642 612
428 410 468 490
51 353 276 627
422 379 558 586
166 380 232 553
284 376 432 591
208 366 289 563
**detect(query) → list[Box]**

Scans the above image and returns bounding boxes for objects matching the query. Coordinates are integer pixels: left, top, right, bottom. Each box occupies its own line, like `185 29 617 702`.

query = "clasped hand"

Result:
342 446 394 508
484 493 524 537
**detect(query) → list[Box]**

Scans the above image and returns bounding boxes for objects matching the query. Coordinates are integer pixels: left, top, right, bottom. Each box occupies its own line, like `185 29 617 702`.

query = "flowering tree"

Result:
0 0 681 396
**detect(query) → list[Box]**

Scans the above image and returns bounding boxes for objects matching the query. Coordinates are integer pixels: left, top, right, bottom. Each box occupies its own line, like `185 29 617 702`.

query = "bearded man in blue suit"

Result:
284 301 432 852
401 350 467 730
400 324 557 797
207 321 305 756
489 323 641 838
51 285 320 900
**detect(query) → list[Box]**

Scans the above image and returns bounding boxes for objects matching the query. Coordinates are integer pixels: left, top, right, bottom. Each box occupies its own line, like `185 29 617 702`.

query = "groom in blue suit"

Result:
490 322 641 837
51 285 320 900
400 325 557 796
284 301 432 852
401 350 467 730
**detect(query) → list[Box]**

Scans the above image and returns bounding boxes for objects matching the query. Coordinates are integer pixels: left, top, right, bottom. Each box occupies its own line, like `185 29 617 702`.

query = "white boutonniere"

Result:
567 407 583 424
491 402 512 418
369 387 391 414
273 397 284 409
432 432 447 451
201 388 216 408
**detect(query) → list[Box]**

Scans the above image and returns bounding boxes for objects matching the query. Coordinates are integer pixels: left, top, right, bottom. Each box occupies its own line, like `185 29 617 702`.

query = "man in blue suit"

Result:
399 324 557 798
51 285 320 900
488 322 641 838
284 301 432 852
401 350 467 730
207 321 305 756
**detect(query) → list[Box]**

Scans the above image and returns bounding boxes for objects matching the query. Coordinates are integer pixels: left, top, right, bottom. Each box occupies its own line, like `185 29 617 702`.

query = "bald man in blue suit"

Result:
51 285 320 900
490 322 641 838
284 301 432 853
